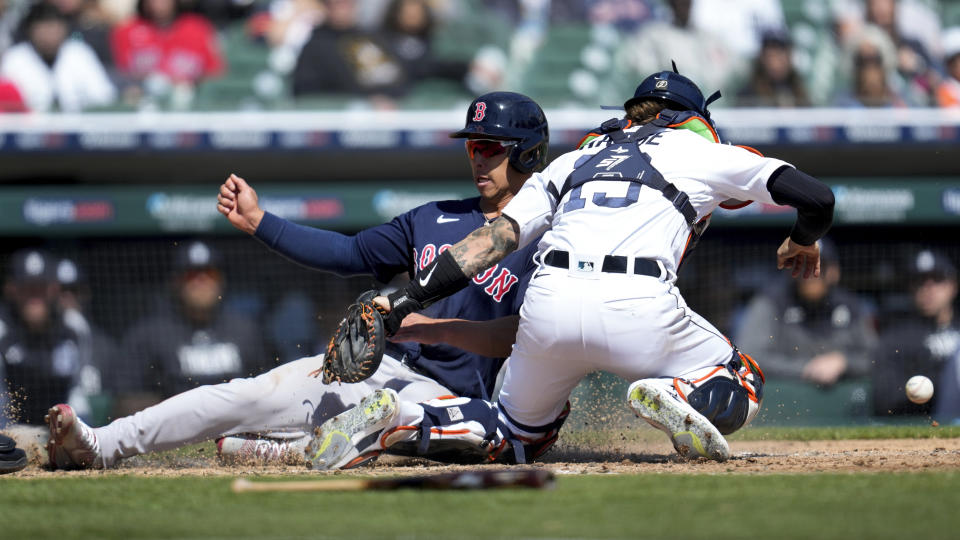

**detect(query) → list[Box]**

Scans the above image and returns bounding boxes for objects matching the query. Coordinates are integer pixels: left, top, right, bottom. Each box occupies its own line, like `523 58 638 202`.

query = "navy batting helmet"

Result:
450 91 549 174
624 63 722 124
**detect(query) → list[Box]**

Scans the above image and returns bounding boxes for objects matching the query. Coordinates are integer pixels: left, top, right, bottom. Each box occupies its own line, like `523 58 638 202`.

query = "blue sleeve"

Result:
253 212 369 276
355 212 416 283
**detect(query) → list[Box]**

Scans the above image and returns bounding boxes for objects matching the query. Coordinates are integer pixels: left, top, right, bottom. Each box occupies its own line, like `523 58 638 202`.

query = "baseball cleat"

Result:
305 388 399 471
217 434 309 465
628 378 730 462
45 404 102 469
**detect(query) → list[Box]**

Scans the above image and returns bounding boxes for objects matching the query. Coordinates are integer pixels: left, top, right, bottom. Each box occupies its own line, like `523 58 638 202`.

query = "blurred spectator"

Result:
873 249 959 418
735 239 878 387
46 0 115 67
292 0 405 104
690 0 785 60
0 249 88 425
111 0 225 108
100 0 137 22
936 27 960 108
114 241 266 415
833 25 906 107
0 2 116 112
55 257 117 423
608 0 736 107
0 76 26 111
587 0 658 33
1 0 31 57
263 0 323 63
863 0 936 106
181 0 258 28
381 0 467 88
737 29 811 108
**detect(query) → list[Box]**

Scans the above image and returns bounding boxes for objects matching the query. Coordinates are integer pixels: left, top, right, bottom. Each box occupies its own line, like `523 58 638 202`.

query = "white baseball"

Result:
905 375 934 404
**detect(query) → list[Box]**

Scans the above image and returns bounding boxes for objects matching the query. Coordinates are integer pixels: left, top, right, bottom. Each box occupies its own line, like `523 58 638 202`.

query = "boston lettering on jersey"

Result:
355 197 537 399
413 243 520 303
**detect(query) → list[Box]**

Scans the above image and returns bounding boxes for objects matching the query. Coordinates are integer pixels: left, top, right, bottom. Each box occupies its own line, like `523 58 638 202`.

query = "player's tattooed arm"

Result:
448 216 520 277
376 217 520 331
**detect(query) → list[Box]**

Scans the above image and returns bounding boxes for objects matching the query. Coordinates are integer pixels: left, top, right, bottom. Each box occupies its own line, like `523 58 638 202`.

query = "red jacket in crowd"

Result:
0 78 27 112
111 14 225 83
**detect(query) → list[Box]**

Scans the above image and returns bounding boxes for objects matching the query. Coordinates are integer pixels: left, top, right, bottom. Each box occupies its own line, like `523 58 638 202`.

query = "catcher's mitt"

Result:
317 290 387 384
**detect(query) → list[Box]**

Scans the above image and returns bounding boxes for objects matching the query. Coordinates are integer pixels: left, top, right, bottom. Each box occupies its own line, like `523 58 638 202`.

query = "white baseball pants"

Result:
93 354 449 467
497 266 734 435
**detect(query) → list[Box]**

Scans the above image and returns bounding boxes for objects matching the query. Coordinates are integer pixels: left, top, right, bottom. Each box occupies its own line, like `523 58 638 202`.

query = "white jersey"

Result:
503 126 791 278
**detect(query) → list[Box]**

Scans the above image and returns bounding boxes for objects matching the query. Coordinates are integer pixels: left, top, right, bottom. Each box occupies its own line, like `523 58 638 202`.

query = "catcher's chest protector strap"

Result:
558 122 698 226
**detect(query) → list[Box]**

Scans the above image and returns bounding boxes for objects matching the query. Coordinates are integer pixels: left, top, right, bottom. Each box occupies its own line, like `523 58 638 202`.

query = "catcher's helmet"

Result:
450 91 549 174
624 63 722 124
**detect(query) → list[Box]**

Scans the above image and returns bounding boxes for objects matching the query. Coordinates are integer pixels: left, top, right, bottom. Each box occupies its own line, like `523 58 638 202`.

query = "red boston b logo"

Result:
472 102 487 122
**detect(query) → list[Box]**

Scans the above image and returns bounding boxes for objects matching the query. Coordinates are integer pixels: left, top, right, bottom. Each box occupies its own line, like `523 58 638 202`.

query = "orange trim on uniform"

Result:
739 351 765 383
380 425 418 448
665 116 720 143
576 132 601 148
691 366 726 384
735 144 764 157
489 439 509 461
430 428 470 435
719 200 753 210
673 378 687 401
434 395 458 400
343 450 382 469
736 371 760 403
532 435 558 459
677 228 696 267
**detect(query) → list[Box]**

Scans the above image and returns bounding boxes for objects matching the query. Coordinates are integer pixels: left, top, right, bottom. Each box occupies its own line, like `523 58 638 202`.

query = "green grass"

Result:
556 423 960 449
3 473 959 539
730 424 960 441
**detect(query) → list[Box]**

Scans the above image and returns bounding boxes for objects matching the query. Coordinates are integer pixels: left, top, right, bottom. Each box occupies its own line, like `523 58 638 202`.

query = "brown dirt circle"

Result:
7 434 960 479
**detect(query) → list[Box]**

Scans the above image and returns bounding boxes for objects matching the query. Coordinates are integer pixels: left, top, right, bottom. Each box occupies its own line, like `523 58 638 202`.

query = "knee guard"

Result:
382 397 569 464
674 350 764 435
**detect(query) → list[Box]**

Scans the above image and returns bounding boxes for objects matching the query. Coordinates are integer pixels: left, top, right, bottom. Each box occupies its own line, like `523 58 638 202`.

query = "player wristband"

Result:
384 250 472 334
398 250 471 308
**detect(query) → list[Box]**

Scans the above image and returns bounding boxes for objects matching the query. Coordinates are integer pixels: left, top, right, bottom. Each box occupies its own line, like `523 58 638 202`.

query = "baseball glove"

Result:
316 290 387 384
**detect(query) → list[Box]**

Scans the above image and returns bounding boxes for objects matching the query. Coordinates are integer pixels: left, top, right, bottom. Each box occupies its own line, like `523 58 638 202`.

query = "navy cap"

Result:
761 28 792 48
56 258 84 287
173 240 221 272
908 249 957 282
8 249 57 283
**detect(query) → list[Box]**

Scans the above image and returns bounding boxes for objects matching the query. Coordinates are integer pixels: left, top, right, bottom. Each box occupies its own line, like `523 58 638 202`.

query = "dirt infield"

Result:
6 423 959 478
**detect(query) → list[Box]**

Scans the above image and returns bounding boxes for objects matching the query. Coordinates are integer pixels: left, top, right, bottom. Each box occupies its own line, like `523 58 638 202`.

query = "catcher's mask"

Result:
623 62 722 127
450 91 549 174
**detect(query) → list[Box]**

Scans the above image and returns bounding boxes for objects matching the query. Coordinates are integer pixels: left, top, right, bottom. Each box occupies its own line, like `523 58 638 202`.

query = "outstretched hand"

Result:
217 173 264 235
777 237 821 279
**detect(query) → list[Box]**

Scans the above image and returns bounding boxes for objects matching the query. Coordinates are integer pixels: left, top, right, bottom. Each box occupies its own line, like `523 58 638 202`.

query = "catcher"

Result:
45 91 550 469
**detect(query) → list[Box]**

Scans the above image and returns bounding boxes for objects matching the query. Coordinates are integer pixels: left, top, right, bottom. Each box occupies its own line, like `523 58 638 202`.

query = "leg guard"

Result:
382 397 569 464
674 350 764 435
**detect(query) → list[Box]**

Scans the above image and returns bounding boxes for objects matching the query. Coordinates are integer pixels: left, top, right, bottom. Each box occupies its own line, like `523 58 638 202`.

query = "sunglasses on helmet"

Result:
465 139 517 159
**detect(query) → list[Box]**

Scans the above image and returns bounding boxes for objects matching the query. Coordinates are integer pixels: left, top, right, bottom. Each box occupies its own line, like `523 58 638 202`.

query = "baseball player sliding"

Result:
307 68 835 468
44 92 551 469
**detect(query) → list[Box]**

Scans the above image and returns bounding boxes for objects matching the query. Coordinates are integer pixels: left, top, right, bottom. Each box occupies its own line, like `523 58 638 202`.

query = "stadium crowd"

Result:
0 0 958 111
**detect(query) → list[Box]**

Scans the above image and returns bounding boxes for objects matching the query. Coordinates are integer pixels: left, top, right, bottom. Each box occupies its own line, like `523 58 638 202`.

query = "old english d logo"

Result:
655 80 668 89
472 102 487 121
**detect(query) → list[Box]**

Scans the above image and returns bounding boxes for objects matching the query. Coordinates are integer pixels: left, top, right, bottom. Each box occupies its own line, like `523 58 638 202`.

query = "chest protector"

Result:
565 109 713 259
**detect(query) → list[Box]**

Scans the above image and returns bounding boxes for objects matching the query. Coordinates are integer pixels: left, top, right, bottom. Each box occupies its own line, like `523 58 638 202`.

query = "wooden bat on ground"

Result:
232 469 555 493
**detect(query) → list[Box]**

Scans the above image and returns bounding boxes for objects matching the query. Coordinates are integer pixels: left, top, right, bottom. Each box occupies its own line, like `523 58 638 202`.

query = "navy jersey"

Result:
356 197 538 398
